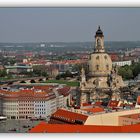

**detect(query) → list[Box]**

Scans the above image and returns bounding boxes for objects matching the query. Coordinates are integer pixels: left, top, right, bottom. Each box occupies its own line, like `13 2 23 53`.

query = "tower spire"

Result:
94 26 105 52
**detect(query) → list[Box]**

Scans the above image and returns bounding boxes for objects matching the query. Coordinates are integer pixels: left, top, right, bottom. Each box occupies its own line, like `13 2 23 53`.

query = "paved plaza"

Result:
0 119 44 133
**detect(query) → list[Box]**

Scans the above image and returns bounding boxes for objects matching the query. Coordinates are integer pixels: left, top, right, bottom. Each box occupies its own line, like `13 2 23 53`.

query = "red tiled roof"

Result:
109 53 119 61
57 86 70 96
83 107 104 113
51 109 88 123
94 101 103 106
108 100 119 108
137 96 140 105
33 85 54 92
29 121 140 133
53 60 86 65
0 87 56 100
82 103 91 107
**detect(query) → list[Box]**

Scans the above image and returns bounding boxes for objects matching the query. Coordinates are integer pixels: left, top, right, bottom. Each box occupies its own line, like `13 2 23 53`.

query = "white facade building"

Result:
0 85 70 120
113 60 132 66
34 98 57 118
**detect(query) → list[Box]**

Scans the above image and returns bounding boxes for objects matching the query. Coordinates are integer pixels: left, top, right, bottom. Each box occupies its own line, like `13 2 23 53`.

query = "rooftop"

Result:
82 107 104 113
50 109 88 124
120 113 140 120
137 96 140 105
0 84 70 99
108 100 120 108
29 121 140 133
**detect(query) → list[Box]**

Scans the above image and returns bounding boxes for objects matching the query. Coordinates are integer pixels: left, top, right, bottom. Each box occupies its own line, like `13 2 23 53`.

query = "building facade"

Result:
118 113 140 126
0 85 70 119
113 60 132 66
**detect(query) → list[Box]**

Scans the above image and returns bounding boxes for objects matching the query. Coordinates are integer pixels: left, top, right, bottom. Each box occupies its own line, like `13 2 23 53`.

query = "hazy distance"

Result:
0 8 140 42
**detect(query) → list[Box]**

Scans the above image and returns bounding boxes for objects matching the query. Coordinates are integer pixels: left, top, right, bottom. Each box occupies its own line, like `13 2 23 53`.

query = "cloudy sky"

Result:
0 8 140 42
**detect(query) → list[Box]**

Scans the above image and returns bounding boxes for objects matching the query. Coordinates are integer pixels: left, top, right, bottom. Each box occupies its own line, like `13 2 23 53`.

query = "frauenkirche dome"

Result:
88 26 112 77
79 26 125 107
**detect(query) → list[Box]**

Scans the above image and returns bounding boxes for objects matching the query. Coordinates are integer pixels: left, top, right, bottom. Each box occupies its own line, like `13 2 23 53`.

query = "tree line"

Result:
118 62 140 80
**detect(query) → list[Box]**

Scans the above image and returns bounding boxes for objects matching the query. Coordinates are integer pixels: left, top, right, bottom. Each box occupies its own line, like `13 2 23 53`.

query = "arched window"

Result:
106 64 109 70
97 38 101 46
104 55 107 59
96 56 99 60
96 65 99 70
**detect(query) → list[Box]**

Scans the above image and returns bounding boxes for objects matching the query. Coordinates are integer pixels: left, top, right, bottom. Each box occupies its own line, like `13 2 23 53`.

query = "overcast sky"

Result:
0 8 140 42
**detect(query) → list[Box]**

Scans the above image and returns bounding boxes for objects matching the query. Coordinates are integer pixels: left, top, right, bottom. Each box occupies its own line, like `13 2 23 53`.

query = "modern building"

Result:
5 64 33 74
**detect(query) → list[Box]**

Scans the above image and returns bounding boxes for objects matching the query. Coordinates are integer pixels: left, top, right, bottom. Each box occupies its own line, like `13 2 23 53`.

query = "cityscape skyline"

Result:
1 18 140 133
0 8 140 42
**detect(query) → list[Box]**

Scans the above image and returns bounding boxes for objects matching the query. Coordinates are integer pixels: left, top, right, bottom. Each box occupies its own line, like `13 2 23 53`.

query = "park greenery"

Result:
56 70 76 80
45 79 80 87
1 60 140 83
118 62 140 80
0 70 7 77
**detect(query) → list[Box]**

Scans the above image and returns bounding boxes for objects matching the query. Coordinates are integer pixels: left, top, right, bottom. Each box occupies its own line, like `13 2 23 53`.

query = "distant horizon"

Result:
1 40 140 44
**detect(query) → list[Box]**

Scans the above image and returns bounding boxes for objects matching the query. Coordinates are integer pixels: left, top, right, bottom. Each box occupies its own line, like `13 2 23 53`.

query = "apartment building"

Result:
0 85 70 119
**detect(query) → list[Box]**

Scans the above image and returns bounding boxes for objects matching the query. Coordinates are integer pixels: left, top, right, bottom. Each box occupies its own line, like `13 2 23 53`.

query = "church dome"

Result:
88 52 112 77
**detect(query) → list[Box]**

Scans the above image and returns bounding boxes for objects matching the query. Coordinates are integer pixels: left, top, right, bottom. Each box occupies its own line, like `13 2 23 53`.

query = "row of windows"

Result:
35 112 46 115
35 108 46 111
3 112 18 115
19 111 34 114
35 105 45 107
19 108 34 110
19 104 34 106
96 55 108 60
4 100 51 103
19 101 52 104
122 120 137 125
96 64 109 70
3 108 18 110
11 101 49 103
50 102 56 105
3 105 18 108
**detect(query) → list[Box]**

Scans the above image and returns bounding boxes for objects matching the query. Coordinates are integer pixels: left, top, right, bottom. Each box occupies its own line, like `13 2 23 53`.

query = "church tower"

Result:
78 26 125 108
88 26 112 77
95 26 105 53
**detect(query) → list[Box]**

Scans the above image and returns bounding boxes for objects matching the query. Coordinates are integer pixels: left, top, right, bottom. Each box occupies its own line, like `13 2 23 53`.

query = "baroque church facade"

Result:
79 26 125 107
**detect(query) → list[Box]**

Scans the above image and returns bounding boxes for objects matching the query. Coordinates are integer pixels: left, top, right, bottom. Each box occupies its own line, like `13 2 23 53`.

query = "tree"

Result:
56 74 61 80
30 79 36 83
118 65 133 80
0 70 7 77
132 63 140 77
42 71 49 78
67 98 70 107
